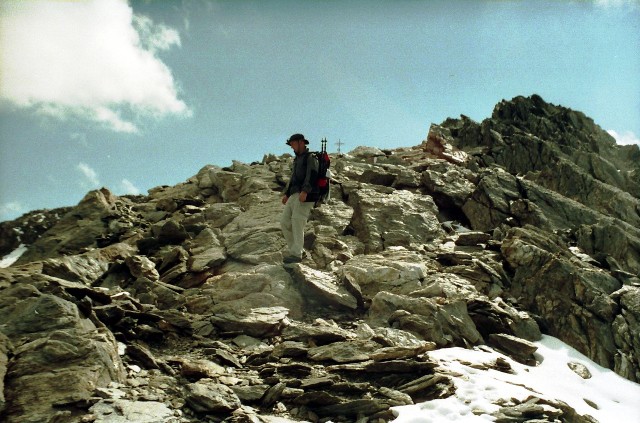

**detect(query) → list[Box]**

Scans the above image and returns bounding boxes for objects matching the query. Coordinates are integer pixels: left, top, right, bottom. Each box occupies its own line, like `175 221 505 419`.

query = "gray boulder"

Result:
367 291 482 347
348 188 444 253
0 289 125 422
185 379 242 413
290 264 358 311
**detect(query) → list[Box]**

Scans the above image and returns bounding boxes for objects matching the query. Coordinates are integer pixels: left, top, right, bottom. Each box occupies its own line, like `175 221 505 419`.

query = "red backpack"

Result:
305 138 331 206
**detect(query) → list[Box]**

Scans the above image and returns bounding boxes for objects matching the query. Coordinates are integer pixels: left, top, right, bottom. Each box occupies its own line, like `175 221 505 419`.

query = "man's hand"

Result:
282 195 288 205
299 191 308 202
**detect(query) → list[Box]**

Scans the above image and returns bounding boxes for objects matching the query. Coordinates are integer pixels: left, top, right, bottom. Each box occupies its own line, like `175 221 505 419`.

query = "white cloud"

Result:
0 201 24 214
94 107 139 134
607 129 640 145
0 0 190 133
0 202 26 221
70 132 89 147
119 179 141 195
77 162 101 189
133 15 181 54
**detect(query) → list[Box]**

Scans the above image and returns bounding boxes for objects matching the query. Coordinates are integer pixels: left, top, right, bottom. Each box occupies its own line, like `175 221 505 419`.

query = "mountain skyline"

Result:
1 0 639 222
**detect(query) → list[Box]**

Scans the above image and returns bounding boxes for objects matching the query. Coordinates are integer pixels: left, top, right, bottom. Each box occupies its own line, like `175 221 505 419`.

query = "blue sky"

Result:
1 0 639 222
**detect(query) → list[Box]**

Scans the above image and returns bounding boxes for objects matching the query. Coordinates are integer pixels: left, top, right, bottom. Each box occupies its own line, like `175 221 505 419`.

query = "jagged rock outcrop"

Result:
0 207 72 258
0 94 637 422
427 96 640 382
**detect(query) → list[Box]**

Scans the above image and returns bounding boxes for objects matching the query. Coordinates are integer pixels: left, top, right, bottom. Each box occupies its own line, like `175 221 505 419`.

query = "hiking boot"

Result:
283 255 302 264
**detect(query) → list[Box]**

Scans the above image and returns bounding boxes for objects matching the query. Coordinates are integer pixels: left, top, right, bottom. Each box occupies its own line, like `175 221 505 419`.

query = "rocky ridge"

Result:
0 94 638 422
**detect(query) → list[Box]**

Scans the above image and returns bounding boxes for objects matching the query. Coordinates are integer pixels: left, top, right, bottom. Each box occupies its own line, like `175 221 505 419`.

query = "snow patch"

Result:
0 244 27 268
391 335 640 422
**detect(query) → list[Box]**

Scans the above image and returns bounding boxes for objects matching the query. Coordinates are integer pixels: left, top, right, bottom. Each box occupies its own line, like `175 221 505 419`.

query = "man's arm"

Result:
281 157 294 204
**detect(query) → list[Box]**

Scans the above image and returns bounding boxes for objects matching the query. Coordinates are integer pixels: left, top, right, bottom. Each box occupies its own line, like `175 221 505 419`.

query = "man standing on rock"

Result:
281 133 319 264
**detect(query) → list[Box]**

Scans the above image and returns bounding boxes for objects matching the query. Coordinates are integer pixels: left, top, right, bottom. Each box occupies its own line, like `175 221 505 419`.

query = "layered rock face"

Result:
0 95 638 422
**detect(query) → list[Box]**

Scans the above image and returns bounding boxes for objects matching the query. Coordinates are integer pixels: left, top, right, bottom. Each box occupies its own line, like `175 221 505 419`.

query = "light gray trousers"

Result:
281 196 314 258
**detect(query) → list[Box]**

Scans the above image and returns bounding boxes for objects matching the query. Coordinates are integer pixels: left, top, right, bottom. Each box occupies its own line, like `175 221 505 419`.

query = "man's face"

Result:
289 139 305 154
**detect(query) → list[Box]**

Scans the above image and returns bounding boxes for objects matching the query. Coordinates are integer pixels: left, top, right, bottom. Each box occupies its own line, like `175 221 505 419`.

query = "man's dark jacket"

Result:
283 148 319 202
